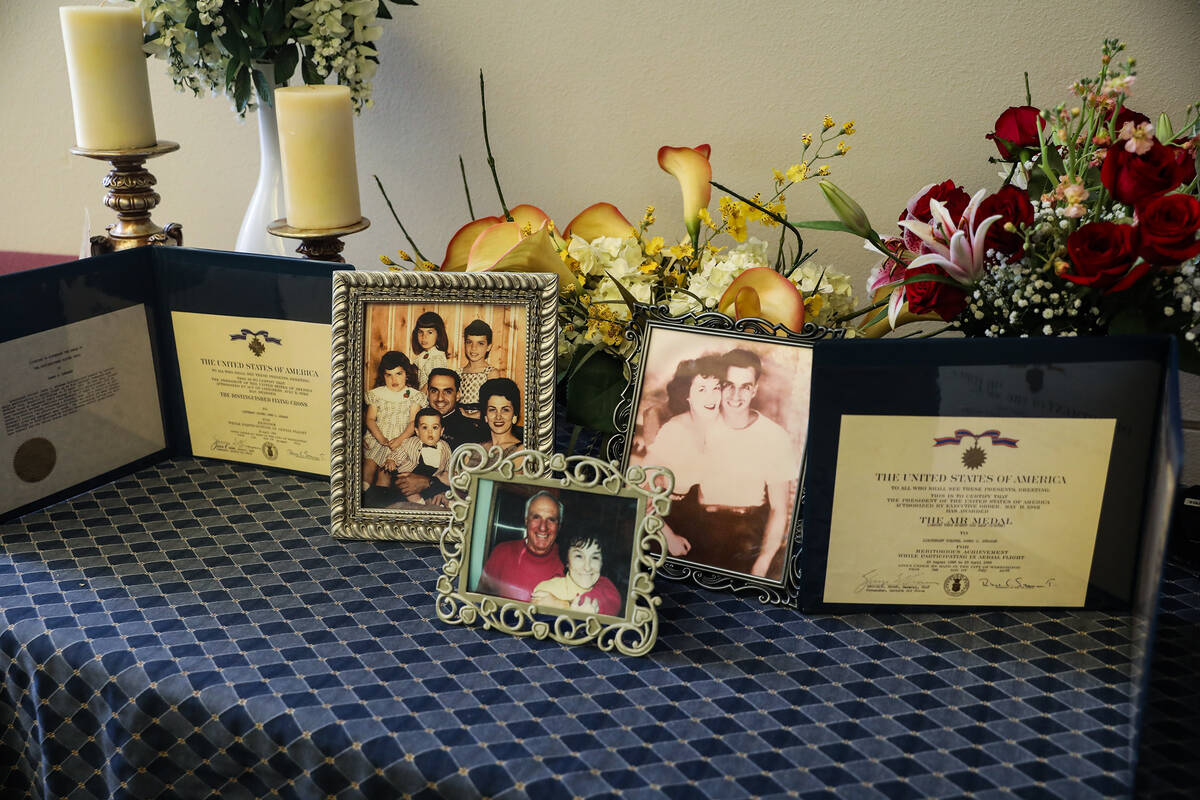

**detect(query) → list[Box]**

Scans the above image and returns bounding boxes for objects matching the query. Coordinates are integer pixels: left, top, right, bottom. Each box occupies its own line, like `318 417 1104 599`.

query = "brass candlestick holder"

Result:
267 217 370 263
70 140 184 256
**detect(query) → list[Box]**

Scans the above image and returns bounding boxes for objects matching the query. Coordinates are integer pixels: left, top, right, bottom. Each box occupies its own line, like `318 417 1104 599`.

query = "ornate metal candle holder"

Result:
70 141 184 256
267 217 370 262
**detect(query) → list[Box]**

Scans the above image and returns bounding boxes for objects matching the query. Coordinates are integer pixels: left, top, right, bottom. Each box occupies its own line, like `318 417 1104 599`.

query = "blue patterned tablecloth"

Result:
0 458 1191 799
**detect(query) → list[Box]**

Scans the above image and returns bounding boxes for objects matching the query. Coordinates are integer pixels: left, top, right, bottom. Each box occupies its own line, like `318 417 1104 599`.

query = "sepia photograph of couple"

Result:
626 325 813 584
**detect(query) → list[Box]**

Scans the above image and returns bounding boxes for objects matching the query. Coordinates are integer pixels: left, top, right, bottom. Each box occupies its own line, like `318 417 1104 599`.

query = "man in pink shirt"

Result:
476 491 565 602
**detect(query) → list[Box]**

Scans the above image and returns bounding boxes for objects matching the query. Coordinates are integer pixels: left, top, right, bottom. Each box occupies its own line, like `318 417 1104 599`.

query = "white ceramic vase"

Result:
235 65 288 256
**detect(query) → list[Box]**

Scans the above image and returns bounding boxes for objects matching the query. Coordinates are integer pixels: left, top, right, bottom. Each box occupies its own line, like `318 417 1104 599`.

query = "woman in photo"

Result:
639 354 727 560
478 377 523 457
532 530 622 616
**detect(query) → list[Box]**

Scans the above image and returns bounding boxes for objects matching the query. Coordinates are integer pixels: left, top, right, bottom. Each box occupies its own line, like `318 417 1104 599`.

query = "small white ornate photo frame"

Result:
331 270 558 541
436 446 669 656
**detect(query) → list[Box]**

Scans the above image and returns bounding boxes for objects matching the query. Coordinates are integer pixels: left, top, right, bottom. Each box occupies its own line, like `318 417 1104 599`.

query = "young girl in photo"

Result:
411 310 450 389
458 318 499 419
362 351 423 488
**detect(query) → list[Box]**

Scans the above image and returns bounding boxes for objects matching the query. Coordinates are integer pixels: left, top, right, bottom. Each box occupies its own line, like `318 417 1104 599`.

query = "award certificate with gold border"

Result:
822 415 1116 606
171 311 330 475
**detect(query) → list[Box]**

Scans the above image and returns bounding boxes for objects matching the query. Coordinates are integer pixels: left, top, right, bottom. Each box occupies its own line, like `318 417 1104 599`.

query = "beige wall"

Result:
3 0 1199 479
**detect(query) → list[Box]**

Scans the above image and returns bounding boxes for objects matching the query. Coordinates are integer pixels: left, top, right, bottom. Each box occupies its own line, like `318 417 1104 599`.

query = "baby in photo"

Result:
532 531 622 616
386 408 452 505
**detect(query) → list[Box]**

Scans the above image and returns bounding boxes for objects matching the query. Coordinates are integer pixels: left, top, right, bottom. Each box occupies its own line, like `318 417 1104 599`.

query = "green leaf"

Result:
894 272 964 289
787 219 857 233
603 270 641 318
233 67 252 114
224 55 242 94
863 306 889 330
185 11 200 29
218 28 251 65
564 350 625 434
1107 308 1148 335
248 1 262 30
263 0 285 32
251 67 272 107
274 45 300 85
300 55 323 86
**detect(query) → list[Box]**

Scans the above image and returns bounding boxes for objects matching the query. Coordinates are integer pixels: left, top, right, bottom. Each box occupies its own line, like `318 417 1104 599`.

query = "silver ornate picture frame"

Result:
331 270 558 541
610 304 842 606
436 446 668 656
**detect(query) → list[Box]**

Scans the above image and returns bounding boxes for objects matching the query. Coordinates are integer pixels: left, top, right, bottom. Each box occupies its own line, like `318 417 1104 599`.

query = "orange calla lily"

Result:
440 204 553 271
465 220 577 288
657 144 712 248
441 216 503 271
716 267 806 332
562 202 636 241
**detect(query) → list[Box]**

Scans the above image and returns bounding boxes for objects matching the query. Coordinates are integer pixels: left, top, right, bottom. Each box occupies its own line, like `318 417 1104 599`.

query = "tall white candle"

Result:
276 85 362 229
60 3 157 150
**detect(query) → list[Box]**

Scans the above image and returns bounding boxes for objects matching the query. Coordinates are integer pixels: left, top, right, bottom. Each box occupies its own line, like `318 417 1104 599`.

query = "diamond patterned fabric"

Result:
0 458 1189 799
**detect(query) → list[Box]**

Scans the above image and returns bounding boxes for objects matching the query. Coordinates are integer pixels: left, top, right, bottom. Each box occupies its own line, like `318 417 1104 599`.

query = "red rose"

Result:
986 106 1043 160
1062 222 1150 292
1137 193 1200 264
1107 106 1151 131
899 180 970 253
905 265 968 321
976 185 1034 258
1101 140 1192 206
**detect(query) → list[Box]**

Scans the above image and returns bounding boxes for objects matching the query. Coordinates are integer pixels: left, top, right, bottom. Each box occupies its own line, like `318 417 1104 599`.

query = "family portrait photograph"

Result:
625 325 813 583
464 481 640 621
360 300 528 511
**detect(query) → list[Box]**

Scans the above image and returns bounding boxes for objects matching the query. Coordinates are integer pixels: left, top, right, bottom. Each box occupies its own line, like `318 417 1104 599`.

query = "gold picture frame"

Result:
436 446 669 656
330 270 558 541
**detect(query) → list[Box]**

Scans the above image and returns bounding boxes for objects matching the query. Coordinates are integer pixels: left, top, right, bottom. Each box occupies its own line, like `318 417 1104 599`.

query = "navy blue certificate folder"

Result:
801 335 1181 615
0 247 337 522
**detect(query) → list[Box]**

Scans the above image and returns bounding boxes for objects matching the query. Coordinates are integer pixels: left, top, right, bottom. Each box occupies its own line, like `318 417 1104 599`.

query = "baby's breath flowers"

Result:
136 0 416 114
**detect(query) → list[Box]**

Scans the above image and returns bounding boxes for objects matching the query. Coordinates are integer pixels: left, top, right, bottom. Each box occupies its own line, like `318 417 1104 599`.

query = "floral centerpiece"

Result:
378 77 860 431
818 40 1200 369
136 0 416 112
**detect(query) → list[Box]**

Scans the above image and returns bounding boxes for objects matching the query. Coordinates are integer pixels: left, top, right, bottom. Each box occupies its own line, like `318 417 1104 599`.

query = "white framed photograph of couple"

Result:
437 448 668 656
619 316 817 604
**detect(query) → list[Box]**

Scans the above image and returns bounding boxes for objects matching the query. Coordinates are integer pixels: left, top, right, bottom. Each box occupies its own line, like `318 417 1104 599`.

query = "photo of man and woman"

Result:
627 326 813 582
361 301 528 510
466 483 639 620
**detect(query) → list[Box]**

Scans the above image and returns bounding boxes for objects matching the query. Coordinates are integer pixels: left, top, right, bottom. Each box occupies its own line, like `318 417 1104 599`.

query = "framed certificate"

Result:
799 336 1181 613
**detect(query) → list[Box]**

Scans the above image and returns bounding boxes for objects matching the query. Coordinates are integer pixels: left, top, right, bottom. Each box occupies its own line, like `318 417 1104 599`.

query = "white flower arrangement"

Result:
135 0 415 113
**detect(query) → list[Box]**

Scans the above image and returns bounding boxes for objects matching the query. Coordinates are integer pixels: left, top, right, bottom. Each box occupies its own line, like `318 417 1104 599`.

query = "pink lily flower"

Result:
894 189 1001 329
898 189 1002 284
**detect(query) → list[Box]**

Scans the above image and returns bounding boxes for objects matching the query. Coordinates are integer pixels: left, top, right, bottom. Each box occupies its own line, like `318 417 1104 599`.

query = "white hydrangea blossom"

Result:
789 262 857 326
669 238 771 315
567 235 655 316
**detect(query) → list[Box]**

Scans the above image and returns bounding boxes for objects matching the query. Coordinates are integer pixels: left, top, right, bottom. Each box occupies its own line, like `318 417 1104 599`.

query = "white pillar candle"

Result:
276 85 362 229
60 3 157 150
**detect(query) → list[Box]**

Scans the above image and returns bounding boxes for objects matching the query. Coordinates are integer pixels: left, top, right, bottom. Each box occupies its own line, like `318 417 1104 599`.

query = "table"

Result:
0 458 1194 799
